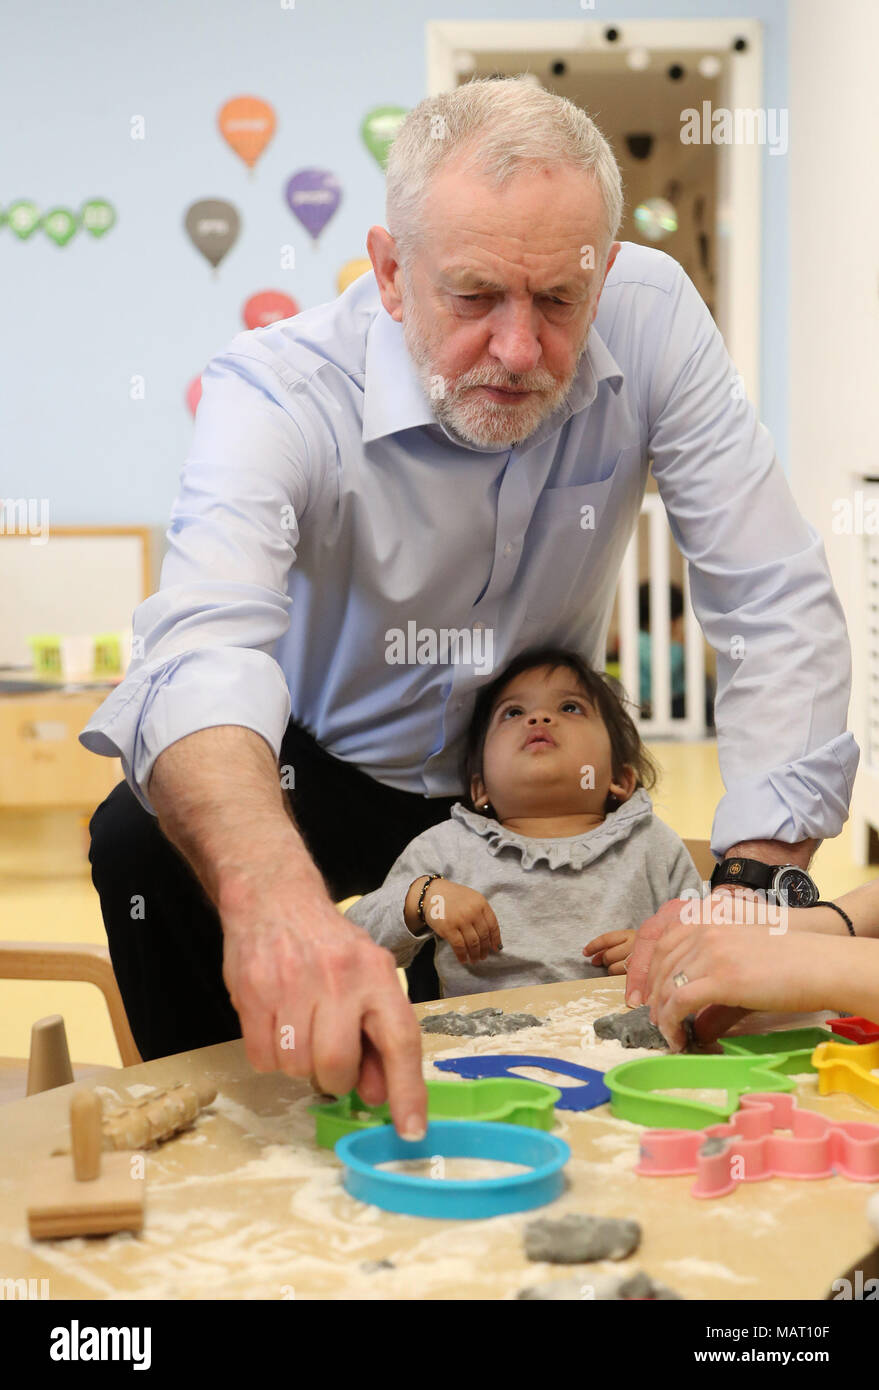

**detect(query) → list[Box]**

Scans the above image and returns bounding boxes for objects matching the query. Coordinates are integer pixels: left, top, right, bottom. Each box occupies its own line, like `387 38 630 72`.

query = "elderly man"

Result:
81 78 857 1139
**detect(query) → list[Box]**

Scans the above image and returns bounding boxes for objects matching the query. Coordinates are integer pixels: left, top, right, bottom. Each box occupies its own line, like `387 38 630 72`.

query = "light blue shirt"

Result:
80 243 859 860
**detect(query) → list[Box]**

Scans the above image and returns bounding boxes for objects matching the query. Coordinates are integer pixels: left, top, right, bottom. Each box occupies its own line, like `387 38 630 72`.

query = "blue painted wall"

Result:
2 0 788 525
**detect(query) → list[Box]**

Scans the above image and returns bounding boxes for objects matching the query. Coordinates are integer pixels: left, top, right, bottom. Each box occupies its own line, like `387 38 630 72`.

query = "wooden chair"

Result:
0 942 141 1103
683 838 715 883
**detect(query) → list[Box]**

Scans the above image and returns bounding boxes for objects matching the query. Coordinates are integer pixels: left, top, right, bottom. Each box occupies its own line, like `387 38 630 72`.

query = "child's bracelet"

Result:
814 900 856 937
417 873 444 929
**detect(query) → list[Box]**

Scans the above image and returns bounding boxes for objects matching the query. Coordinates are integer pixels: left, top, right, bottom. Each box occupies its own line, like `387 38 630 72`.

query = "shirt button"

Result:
503 541 515 557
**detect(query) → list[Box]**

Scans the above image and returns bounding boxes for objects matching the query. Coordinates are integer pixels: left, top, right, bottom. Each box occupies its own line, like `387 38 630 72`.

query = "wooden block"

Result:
26 1015 74 1096
26 1152 144 1238
26 1087 144 1239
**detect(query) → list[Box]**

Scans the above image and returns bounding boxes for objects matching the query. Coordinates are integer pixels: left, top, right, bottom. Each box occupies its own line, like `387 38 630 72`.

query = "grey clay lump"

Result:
593 1005 667 1050
420 1007 543 1037
524 1213 642 1264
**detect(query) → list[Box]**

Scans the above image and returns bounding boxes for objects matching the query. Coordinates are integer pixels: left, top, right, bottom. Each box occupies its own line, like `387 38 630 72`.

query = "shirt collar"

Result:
361 294 625 450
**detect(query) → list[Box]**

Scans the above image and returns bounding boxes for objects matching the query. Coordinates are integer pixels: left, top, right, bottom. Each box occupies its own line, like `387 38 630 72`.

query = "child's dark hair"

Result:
461 645 658 814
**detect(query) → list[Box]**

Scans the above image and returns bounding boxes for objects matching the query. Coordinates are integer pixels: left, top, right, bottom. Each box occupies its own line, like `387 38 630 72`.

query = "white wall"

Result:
789 0 879 592
789 0 879 856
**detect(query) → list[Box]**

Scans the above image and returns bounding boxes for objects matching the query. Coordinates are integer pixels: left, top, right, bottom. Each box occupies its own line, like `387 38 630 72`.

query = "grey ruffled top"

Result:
344 788 704 998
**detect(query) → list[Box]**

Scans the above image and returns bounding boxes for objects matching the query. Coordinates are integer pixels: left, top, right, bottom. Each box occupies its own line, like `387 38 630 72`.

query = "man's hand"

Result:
148 725 429 1140
221 869 428 1138
405 877 502 965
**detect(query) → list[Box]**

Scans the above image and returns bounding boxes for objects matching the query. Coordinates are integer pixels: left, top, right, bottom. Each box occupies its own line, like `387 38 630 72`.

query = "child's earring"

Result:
482 801 492 815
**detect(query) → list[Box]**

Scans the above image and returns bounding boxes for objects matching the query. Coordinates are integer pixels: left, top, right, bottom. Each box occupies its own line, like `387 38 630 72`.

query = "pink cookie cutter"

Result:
635 1091 879 1198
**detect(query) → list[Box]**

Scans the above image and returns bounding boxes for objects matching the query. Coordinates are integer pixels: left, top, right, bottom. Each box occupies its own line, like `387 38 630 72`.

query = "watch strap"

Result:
710 857 775 892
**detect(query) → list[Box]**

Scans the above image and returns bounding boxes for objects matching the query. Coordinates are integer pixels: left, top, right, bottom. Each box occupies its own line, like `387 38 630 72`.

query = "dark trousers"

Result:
88 718 458 1061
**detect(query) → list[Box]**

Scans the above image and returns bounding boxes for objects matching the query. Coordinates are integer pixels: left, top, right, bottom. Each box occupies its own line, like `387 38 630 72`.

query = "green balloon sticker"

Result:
361 105 408 170
81 199 116 237
7 200 41 240
43 207 79 247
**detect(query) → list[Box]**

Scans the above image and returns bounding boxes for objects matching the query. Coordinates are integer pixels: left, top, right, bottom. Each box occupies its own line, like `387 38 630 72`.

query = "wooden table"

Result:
0 978 875 1300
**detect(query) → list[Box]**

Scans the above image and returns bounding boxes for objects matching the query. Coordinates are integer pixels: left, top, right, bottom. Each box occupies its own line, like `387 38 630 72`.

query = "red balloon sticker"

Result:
243 290 299 330
186 375 203 417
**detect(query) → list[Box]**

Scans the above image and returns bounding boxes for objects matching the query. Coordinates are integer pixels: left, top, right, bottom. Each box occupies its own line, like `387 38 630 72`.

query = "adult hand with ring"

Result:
645 917 818 1052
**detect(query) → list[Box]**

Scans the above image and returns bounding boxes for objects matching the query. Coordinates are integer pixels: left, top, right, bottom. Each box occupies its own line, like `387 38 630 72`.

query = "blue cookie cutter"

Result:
336 1119 570 1219
434 1054 611 1112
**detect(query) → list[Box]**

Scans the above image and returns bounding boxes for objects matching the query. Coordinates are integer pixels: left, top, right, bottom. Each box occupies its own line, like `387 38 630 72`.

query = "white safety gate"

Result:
617 493 708 739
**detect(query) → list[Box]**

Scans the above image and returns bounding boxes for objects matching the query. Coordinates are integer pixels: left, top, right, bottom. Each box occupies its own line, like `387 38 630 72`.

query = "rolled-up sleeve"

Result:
646 262 859 858
79 347 315 814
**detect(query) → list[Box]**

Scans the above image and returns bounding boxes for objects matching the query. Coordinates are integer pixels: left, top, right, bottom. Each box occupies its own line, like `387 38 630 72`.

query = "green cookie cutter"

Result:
308 1077 560 1149
718 1026 855 1061
606 1028 858 1129
604 1054 804 1129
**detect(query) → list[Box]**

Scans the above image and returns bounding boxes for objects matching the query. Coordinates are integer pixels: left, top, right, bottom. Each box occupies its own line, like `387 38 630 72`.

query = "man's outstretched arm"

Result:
148 724 427 1140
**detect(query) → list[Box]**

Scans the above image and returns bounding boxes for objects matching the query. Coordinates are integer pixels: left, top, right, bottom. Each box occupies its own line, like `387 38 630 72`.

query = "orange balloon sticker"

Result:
218 96 276 169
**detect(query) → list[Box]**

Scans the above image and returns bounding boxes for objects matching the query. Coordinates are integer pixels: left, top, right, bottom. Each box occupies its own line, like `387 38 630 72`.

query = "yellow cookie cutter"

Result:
812 1040 879 1110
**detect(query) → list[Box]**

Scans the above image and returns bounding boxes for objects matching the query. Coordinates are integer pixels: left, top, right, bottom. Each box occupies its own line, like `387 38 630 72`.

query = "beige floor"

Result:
0 741 875 1083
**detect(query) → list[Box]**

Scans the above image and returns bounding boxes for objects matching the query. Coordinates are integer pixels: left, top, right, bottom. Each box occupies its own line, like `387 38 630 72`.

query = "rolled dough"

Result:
518 1269 682 1300
420 1007 543 1037
524 1213 641 1263
593 1005 667 1050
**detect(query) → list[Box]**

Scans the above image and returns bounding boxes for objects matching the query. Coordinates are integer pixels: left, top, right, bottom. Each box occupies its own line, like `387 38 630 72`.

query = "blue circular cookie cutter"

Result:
434 1054 611 1112
336 1120 570 1219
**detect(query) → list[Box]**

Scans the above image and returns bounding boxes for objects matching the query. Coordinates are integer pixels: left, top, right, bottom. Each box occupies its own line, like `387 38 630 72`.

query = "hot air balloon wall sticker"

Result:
360 106 408 170
42 207 80 247
284 169 341 249
218 96 276 177
1 198 116 245
336 258 372 295
186 375 203 418
242 291 299 330
80 198 117 238
6 201 41 240
184 199 241 277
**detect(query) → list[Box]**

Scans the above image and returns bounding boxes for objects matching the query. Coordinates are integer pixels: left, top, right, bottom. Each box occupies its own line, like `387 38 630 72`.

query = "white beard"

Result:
401 300 590 450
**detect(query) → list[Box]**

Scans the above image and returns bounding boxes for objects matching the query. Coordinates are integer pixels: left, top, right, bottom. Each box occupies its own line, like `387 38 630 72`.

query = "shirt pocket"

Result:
518 447 641 627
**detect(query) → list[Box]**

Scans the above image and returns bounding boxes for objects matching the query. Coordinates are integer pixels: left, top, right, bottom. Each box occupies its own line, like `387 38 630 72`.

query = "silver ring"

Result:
673 972 689 988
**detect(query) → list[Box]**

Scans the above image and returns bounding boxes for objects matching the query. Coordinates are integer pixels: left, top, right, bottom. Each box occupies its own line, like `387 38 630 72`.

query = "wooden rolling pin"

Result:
101 1081 217 1150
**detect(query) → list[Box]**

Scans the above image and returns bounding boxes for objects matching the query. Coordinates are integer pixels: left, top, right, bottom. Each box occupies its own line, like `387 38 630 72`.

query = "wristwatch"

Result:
710 857 820 907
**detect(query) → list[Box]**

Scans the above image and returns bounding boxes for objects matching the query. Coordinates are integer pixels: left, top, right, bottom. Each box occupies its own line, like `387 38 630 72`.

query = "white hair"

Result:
386 76 624 268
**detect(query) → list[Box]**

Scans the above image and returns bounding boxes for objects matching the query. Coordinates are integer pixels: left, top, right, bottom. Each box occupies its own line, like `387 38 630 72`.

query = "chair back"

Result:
684 838 715 884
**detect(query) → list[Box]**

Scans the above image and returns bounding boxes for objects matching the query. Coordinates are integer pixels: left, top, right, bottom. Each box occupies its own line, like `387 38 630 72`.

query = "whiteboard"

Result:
0 531 150 667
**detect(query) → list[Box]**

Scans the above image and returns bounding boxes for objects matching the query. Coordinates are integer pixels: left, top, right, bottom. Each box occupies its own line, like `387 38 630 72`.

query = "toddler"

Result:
345 645 702 996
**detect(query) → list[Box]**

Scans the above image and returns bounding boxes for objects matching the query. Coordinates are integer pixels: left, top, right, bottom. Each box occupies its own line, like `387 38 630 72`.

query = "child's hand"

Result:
408 878 502 965
583 929 636 975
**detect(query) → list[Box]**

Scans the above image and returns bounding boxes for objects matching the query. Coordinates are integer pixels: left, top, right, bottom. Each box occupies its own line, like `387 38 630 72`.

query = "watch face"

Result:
773 867 818 907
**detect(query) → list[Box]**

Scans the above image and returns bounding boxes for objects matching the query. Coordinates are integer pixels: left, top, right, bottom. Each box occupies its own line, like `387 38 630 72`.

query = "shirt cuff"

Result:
710 731 860 860
79 648 291 816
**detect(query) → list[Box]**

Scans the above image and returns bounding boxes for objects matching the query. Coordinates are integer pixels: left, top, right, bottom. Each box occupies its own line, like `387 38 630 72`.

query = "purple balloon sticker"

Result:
284 168 342 241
